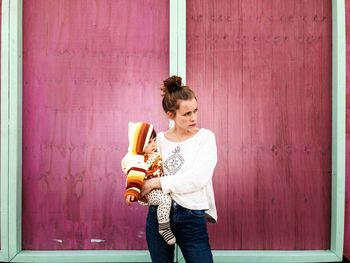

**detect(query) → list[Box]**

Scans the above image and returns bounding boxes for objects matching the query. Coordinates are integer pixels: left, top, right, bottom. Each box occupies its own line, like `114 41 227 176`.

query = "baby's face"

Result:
144 137 157 154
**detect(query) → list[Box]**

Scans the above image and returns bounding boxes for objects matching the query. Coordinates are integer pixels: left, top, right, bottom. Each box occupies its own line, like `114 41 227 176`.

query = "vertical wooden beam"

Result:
177 0 186 84
169 0 178 76
169 0 186 129
0 0 10 259
331 0 346 259
169 0 186 82
8 0 22 259
0 0 346 261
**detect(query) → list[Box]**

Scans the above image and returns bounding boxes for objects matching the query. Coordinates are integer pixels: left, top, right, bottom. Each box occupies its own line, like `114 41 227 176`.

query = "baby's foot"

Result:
159 221 176 245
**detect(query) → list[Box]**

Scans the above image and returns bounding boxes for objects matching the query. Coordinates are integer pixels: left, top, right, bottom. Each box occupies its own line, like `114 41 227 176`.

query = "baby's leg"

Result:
147 189 176 245
148 189 171 222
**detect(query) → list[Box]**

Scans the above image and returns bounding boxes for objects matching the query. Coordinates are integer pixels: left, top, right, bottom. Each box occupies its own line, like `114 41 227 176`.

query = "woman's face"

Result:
171 98 198 132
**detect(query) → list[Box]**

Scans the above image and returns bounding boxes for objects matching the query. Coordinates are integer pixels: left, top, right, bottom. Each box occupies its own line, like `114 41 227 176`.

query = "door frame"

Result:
1 0 345 262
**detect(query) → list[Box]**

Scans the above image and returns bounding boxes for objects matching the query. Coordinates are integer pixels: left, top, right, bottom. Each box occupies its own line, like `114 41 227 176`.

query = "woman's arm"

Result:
141 177 161 196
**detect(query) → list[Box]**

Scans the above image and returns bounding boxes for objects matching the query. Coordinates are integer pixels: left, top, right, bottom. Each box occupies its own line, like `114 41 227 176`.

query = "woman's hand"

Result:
141 178 161 197
125 195 135 205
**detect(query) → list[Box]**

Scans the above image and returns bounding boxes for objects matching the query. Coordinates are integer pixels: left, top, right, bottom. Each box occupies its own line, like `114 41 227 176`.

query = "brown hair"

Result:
150 129 157 139
161 75 196 115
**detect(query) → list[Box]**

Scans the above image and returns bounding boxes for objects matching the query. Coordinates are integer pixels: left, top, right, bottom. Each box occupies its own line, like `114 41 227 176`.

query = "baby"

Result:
121 122 176 245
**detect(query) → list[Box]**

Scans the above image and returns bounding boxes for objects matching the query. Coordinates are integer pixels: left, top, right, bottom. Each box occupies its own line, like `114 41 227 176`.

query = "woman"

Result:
141 75 218 263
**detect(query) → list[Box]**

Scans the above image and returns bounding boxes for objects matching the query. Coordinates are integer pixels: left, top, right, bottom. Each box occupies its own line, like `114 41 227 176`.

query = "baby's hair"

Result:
150 129 157 139
161 75 196 114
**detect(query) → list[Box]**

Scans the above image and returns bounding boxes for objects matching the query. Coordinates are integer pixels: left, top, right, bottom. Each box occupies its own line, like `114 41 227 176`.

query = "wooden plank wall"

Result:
187 0 332 249
345 0 350 260
22 0 169 250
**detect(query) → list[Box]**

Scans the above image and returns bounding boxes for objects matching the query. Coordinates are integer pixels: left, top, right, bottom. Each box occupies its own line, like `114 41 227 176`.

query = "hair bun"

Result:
163 75 182 93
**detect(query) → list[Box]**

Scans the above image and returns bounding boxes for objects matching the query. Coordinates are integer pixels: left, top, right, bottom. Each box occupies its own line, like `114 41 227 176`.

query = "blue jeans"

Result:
146 201 213 263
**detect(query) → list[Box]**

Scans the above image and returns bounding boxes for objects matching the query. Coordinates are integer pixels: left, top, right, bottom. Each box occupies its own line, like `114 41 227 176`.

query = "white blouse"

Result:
157 128 218 223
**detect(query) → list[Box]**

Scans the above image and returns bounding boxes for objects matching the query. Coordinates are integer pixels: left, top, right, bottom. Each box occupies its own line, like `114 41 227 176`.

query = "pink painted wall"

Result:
187 0 332 249
345 1 350 260
20 0 343 253
22 0 169 250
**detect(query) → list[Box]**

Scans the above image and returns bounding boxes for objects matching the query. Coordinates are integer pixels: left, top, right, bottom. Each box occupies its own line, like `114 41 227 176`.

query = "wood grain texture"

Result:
22 0 169 250
345 0 350 260
187 0 332 250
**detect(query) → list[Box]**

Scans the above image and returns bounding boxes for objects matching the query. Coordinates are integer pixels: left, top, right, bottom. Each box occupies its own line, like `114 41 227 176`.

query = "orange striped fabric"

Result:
128 122 153 155
124 122 155 201
124 167 146 200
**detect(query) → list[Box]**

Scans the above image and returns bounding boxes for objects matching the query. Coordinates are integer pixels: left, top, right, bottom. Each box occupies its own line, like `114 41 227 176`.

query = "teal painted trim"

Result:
169 0 178 75
8 250 344 263
177 248 184 263
0 252 8 262
2 0 345 262
177 0 186 83
169 0 178 128
12 250 151 262
168 0 186 129
169 0 186 81
211 250 341 263
1 0 10 261
330 0 346 259
8 0 22 259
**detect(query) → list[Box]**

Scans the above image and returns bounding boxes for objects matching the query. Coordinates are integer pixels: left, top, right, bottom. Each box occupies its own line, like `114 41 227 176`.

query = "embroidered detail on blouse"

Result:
163 146 184 175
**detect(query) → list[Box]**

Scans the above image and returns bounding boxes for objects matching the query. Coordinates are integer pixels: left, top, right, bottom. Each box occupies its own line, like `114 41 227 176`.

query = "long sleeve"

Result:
121 153 148 200
160 131 217 194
